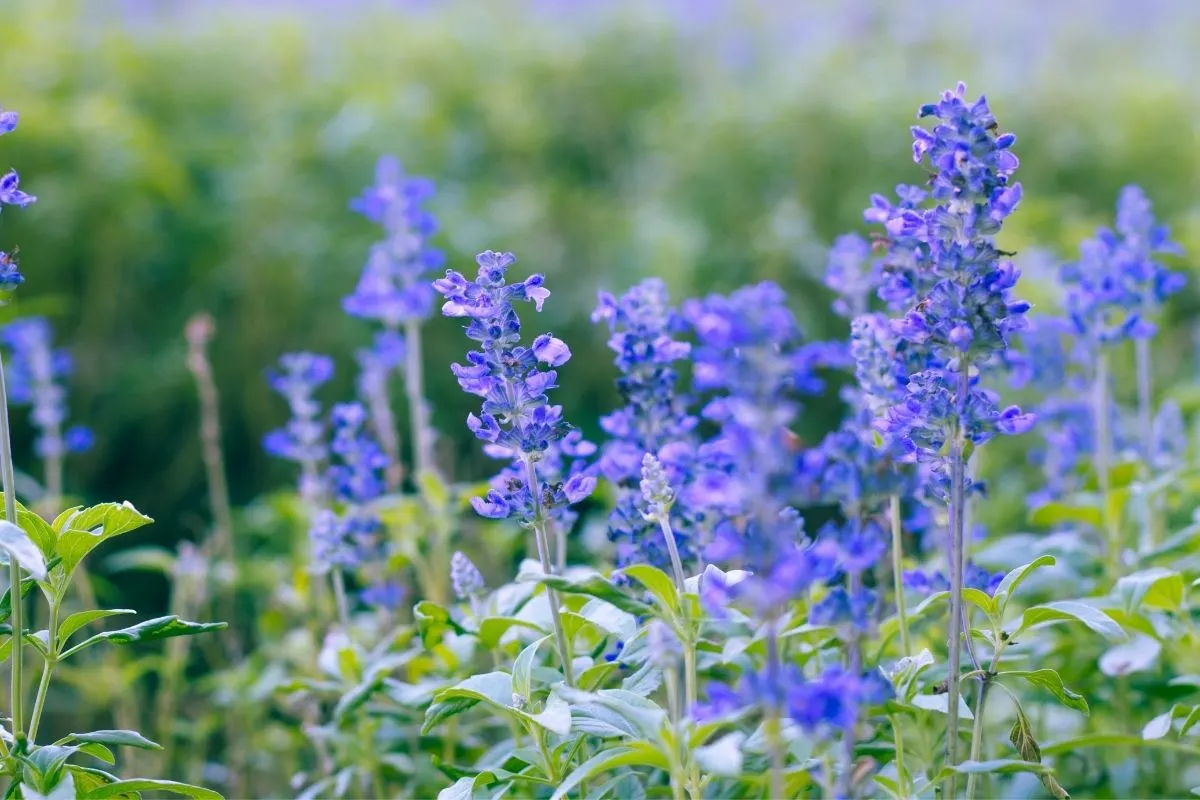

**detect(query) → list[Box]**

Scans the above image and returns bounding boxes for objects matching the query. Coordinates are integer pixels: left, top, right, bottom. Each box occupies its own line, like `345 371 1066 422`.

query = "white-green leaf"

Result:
1142 705 1189 740
476 616 545 650
56 610 137 649
929 758 1051 784
1117 568 1185 613
1014 601 1125 641
79 779 221 799
437 777 476 800
67 729 162 750
911 693 973 720
620 564 679 614
60 616 226 659
550 743 669 800
694 732 745 776
992 555 1056 611
1099 636 1161 677
513 636 550 702
0 520 47 580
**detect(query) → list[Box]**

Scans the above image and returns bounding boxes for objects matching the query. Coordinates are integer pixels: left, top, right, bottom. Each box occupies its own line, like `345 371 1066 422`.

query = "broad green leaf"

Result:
527 692 571 736
1029 502 1102 530
961 588 997 619
577 599 637 640
533 574 654 618
620 661 662 697
1001 669 1089 714
1182 706 1200 737
79 778 222 799
1041 733 1200 757
620 564 679 614
67 730 162 750
0 574 37 625
550 743 669 800
992 555 1056 611
56 610 136 649
75 743 115 765
929 759 1052 783
476 616 545 650
694 732 745 776
910 693 973 720
60 616 226 659
414 601 470 648
1116 568 1185 613
513 636 550 702
556 686 667 740
0 520 47 580
55 502 153 575
22 772 77 800
1014 601 1125 641
1142 705 1195 739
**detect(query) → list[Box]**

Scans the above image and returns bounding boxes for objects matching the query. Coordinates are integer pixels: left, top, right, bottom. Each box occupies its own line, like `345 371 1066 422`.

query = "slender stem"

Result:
522 456 574 686
43 448 62 522
185 318 237 566
966 679 991 800
28 594 59 742
654 514 695 707
839 572 863 800
552 519 567 573
944 359 970 800
1134 337 1164 551
765 623 786 800
889 495 911 657
1 352 25 742
1095 351 1119 580
890 714 909 797
665 662 686 800
403 319 435 478
330 568 352 633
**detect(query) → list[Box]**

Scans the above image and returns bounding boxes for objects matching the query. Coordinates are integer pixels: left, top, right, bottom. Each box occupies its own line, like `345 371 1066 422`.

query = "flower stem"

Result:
944 359 970 800
522 456 574 686
1134 337 1163 551
331 567 352 633
839 572 863 800
889 495 911 657
1094 351 1119 580
27 594 59 742
765 623 786 800
0 352 25 744
890 714 909 797
403 319 435 478
965 678 992 800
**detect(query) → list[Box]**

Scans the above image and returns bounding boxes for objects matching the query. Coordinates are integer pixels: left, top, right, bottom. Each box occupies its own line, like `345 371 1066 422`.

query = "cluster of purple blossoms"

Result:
264 352 335 505
1 106 34 292
592 279 698 571
1060 185 1185 345
450 551 486 601
343 156 446 327
868 83 1034 490
309 403 389 574
435 250 596 524
1 318 93 460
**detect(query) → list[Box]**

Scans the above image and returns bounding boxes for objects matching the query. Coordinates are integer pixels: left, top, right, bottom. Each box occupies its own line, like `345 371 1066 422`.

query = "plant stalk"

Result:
889 494 911 657
522 456 574 686
27 594 59 742
765 623 786 800
403 319 435 478
1094 351 1119 580
1 352 25 743
944 359 970 800
839 571 863 800
966 679 992 800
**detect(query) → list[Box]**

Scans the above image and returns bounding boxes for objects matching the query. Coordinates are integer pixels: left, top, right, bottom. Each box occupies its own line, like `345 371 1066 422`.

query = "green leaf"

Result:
556 686 667 740
0 520 47 580
66 730 162 751
930 759 1051 782
1014 601 1125 641
533 574 653 618
910 693 973 720
1142 705 1195 740
1042 733 1200 758
425 671 568 735
1001 669 1089 714
476 616 545 650
60 616 226 659
1029 502 1102 530
79 778 222 799
550 744 669 800
1009 705 1070 800
961 588 998 619
22 772 77 800
56 610 137 649
55 503 153 575
75 743 115 765
14 503 57 562
1116 568 1185 613
992 555 1056 611
620 564 679 614
415 601 470 648
512 636 550 702
0 575 37 625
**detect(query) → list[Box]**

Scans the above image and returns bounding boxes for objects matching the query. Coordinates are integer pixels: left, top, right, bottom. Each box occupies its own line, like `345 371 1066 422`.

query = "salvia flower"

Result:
436 250 595 524
593 279 698 572
264 352 335 504
824 233 880 319
1 317 92 461
450 551 486 600
343 156 445 326
1 105 35 297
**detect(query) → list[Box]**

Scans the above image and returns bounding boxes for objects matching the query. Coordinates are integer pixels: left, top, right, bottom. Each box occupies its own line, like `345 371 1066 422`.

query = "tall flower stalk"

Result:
869 83 1033 792
435 250 597 685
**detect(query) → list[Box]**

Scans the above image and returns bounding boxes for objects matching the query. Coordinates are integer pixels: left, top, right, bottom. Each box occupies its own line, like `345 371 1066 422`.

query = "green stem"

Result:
1095 351 1120 581
944 358 970 800
765 624 785 800
1 352 25 744
27 594 59 742
331 568 352 633
890 714 908 797
522 456 574 686
403 319 435 478
890 494 911 657
965 679 991 800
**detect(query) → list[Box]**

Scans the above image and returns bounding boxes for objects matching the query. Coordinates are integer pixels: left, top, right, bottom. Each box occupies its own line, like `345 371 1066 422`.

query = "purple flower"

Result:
450 551 486 599
264 352 334 503
0 171 34 210
1 317 88 462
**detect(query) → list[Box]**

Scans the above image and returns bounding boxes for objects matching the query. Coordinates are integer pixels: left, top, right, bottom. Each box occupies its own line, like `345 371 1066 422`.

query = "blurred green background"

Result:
1 0 1198 602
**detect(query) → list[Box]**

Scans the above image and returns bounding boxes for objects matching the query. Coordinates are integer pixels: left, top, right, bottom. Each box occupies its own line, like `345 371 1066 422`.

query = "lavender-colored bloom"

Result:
1 105 34 295
0 251 23 291
1 317 91 461
0 171 34 210
328 403 389 505
343 156 445 326
360 580 406 611
1061 186 1184 344
450 550 486 600
436 251 595 524
309 509 379 573
264 352 334 503
903 562 1002 595
824 233 880 319
786 666 892 734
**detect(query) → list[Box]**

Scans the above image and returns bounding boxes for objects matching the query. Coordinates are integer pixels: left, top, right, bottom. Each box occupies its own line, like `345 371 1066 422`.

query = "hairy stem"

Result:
1 352 25 743
522 456 574 686
889 495 911 657
944 359 970 799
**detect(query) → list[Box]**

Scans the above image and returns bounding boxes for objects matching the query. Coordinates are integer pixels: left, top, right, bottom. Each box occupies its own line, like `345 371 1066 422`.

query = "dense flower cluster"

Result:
450 551 486 600
344 156 445 327
593 279 697 571
435 250 596 523
1 317 93 461
1061 185 1185 344
0 106 33 293
263 352 335 504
